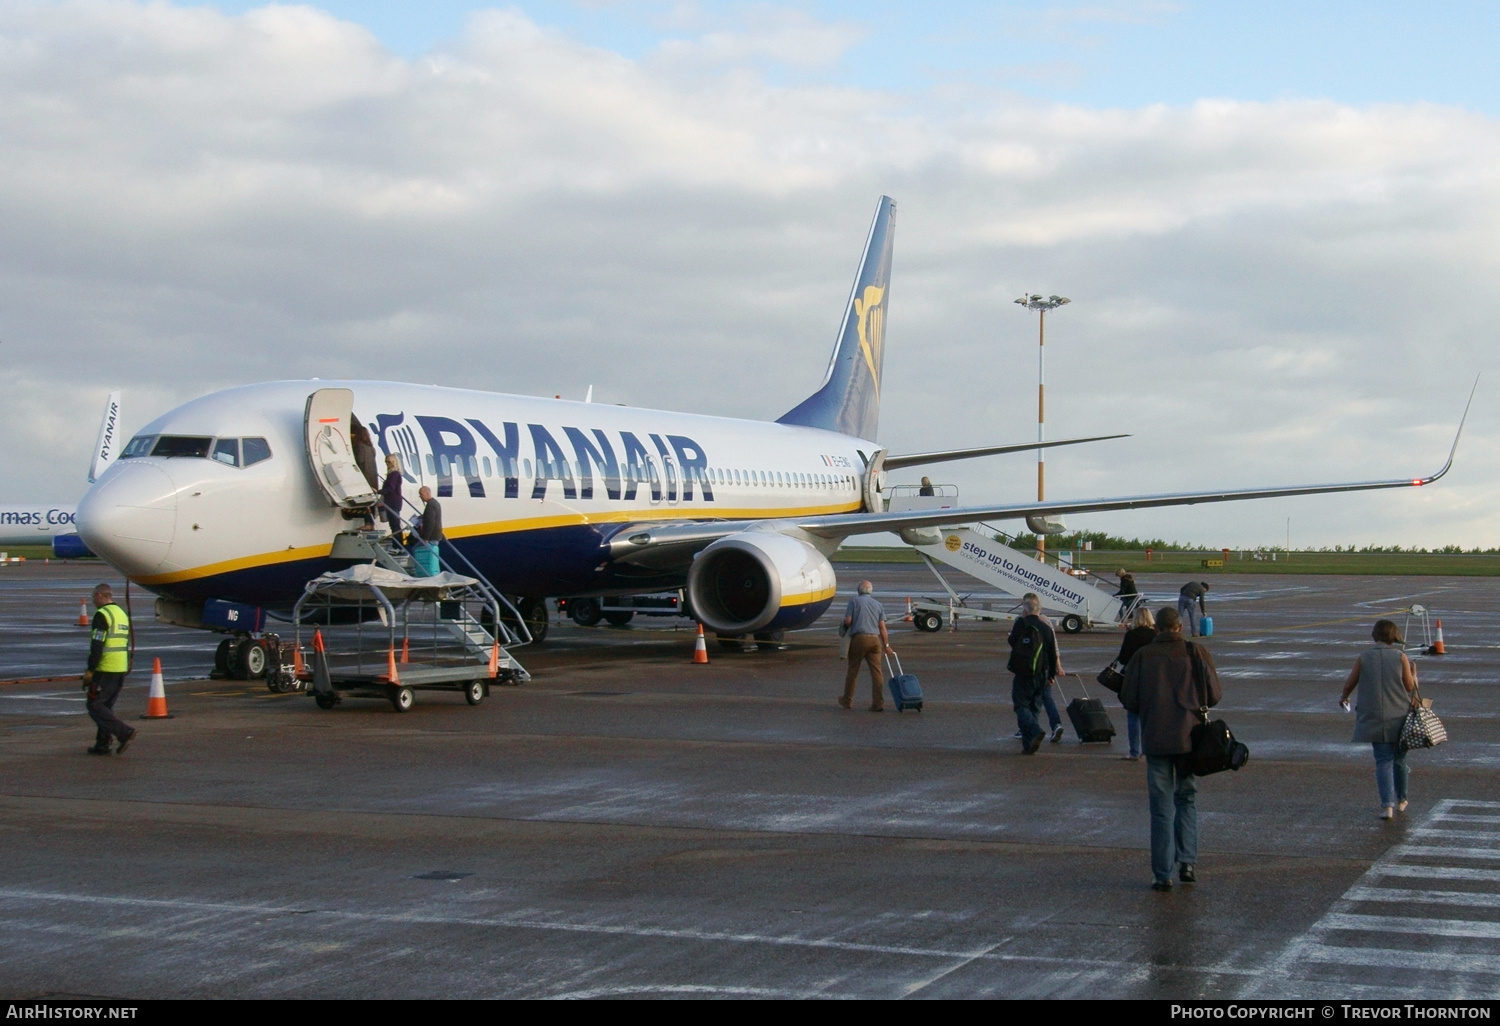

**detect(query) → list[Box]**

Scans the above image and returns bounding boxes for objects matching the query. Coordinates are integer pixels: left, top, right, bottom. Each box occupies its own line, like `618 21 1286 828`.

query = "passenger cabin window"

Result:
242 437 272 466
211 438 240 467
120 434 157 459
152 436 213 459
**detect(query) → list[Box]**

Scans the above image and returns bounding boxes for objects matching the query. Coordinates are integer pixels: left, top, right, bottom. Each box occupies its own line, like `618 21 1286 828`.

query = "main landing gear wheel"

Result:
314 692 339 710
1061 614 1084 635
717 635 746 652
569 598 602 627
519 597 549 643
388 685 415 713
214 638 234 676
465 680 485 706
914 611 942 632
754 630 786 651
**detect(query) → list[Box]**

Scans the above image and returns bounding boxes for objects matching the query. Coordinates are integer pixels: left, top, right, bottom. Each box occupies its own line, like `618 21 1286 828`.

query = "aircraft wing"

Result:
882 433 1127 471
608 392 1469 564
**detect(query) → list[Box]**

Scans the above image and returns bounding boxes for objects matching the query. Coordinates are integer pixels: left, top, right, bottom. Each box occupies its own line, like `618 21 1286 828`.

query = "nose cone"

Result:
77 463 178 576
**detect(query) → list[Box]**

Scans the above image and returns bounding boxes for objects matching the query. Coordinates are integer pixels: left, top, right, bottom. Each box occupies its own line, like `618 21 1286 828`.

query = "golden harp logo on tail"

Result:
854 285 886 397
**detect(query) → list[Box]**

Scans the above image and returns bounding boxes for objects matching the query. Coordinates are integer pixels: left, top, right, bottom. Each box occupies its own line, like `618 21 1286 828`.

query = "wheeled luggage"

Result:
1061 674 1115 743
885 654 924 712
1199 616 1214 637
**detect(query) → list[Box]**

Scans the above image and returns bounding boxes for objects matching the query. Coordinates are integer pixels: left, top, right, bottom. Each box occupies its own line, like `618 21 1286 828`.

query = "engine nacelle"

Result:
687 532 837 635
1025 515 1068 536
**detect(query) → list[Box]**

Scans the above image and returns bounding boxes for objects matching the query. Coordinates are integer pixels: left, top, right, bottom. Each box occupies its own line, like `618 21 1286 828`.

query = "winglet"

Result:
89 390 122 483
1416 374 1478 486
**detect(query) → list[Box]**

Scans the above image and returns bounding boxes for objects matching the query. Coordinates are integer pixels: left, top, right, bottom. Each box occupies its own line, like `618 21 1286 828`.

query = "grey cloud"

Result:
1 2 1497 548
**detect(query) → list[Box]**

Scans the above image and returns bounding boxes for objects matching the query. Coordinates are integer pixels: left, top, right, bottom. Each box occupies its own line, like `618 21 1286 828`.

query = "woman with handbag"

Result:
1339 619 1419 820
1113 606 1157 760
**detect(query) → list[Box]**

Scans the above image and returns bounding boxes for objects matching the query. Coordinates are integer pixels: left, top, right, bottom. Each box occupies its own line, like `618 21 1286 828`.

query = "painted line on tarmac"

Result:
1321 912 1500 939
0 886 1260 978
1344 886 1500 909
1393 844 1500 861
1371 864 1500 882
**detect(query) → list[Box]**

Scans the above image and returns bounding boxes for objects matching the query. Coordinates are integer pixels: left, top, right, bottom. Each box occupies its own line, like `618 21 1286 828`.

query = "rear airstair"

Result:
889 488 1134 633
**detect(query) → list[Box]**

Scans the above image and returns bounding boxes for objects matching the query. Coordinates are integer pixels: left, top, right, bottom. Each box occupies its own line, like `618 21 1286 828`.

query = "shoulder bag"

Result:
1096 660 1125 694
1186 642 1249 775
1399 689 1448 751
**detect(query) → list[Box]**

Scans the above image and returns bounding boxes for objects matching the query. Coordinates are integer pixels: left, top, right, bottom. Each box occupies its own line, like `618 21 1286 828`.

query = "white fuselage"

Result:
0 504 79 546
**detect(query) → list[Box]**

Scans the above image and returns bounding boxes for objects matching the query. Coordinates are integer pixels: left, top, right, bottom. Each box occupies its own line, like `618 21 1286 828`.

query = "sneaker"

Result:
86 745 111 756
1012 730 1023 738
1049 725 1065 743
1380 806 1395 820
1178 864 1196 884
837 696 851 710
115 730 136 754
1397 800 1409 813
1024 734 1043 755
1151 880 1173 892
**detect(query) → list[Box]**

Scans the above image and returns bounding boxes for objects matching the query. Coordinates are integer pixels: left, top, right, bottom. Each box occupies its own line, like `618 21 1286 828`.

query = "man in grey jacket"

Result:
1121 606 1222 891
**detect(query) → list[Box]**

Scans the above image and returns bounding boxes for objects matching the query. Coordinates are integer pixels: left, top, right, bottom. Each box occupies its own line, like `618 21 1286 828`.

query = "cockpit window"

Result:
120 435 157 459
211 438 240 467
242 437 272 467
152 436 214 458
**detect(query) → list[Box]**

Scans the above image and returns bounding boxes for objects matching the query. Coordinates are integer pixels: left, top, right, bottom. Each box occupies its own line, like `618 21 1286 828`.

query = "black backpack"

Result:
1007 616 1047 678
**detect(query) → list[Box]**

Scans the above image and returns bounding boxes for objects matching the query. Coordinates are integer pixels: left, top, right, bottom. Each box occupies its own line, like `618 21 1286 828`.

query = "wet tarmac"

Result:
1 561 1497 999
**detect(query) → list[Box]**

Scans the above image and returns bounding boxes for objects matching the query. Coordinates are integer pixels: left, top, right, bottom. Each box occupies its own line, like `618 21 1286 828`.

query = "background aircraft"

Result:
1 392 120 557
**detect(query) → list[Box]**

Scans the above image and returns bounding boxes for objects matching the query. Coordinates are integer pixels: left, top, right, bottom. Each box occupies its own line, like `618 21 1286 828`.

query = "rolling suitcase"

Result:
1199 616 1214 637
1061 674 1115 743
885 654 924 712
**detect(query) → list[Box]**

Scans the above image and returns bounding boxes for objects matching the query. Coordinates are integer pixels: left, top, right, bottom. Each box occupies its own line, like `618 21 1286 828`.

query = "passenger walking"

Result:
1178 581 1209 637
82 583 136 756
841 581 894 712
414 485 444 576
1116 569 1139 617
1115 605 1157 761
1120 606 1221 890
1339 620 1419 820
380 453 404 535
1008 593 1063 754
351 418 379 492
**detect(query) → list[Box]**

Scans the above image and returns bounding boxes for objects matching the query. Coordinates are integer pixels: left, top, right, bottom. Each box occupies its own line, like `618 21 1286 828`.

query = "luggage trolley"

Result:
292 564 528 713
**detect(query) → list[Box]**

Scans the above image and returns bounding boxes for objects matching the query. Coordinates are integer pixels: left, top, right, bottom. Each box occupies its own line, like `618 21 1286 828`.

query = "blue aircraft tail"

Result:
776 196 895 442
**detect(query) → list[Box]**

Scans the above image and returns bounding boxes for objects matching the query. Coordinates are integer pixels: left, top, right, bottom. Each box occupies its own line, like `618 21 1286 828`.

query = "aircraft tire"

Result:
569 598 602 627
237 639 268 679
754 630 786 651
389 686 415 713
521 598 549 643
214 638 234 676
603 611 634 627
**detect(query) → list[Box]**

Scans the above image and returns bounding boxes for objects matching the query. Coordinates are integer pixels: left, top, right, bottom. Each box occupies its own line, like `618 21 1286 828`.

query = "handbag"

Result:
1399 690 1448 750
1096 660 1125 694
1186 642 1249 775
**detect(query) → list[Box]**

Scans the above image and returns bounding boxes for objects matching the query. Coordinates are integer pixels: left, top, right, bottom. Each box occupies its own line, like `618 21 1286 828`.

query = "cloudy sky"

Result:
3 1 1498 548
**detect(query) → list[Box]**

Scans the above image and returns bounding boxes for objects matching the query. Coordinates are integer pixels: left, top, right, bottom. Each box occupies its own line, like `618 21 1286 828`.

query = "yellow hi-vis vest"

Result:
94 603 131 674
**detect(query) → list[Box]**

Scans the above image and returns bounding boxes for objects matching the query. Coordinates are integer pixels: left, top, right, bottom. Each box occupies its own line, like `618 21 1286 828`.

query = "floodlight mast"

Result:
1014 294 1070 561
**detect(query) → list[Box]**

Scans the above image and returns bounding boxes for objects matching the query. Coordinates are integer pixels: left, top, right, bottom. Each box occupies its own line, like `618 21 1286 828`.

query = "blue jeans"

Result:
1041 681 1062 731
1012 675 1046 745
1127 711 1142 758
1372 742 1410 808
1178 598 1201 636
1146 755 1198 882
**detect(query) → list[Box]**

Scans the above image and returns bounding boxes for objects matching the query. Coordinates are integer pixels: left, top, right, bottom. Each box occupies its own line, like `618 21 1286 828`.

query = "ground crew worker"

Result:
83 583 136 755
840 581 894 712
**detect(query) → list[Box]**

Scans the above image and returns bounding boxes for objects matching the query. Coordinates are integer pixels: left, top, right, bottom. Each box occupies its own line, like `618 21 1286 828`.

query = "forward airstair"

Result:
889 488 1134 633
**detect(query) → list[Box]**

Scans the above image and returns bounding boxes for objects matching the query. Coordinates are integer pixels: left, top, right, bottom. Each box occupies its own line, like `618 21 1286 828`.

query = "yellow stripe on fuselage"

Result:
134 502 862 587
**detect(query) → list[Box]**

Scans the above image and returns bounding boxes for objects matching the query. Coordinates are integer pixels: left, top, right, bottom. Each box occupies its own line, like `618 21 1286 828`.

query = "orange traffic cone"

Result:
401 635 410 664
903 597 913 623
77 599 90 626
142 657 172 719
386 644 400 684
693 622 709 664
293 646 305 678
1430 619 1447 655
488 638 500 677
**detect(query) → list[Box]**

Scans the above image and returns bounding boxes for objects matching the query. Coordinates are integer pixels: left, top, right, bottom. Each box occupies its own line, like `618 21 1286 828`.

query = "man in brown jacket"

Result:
1121 606 1222 891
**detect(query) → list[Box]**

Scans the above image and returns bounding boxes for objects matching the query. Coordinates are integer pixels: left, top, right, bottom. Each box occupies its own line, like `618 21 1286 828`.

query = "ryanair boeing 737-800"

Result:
75 198 1465 646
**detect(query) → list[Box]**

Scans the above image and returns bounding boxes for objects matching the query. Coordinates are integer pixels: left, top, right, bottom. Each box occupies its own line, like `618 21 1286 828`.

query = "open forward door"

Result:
304 388 378 509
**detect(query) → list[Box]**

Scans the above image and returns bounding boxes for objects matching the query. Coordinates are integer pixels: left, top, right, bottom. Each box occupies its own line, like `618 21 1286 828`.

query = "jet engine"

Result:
687 532 837 636
1025 515 1068 535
